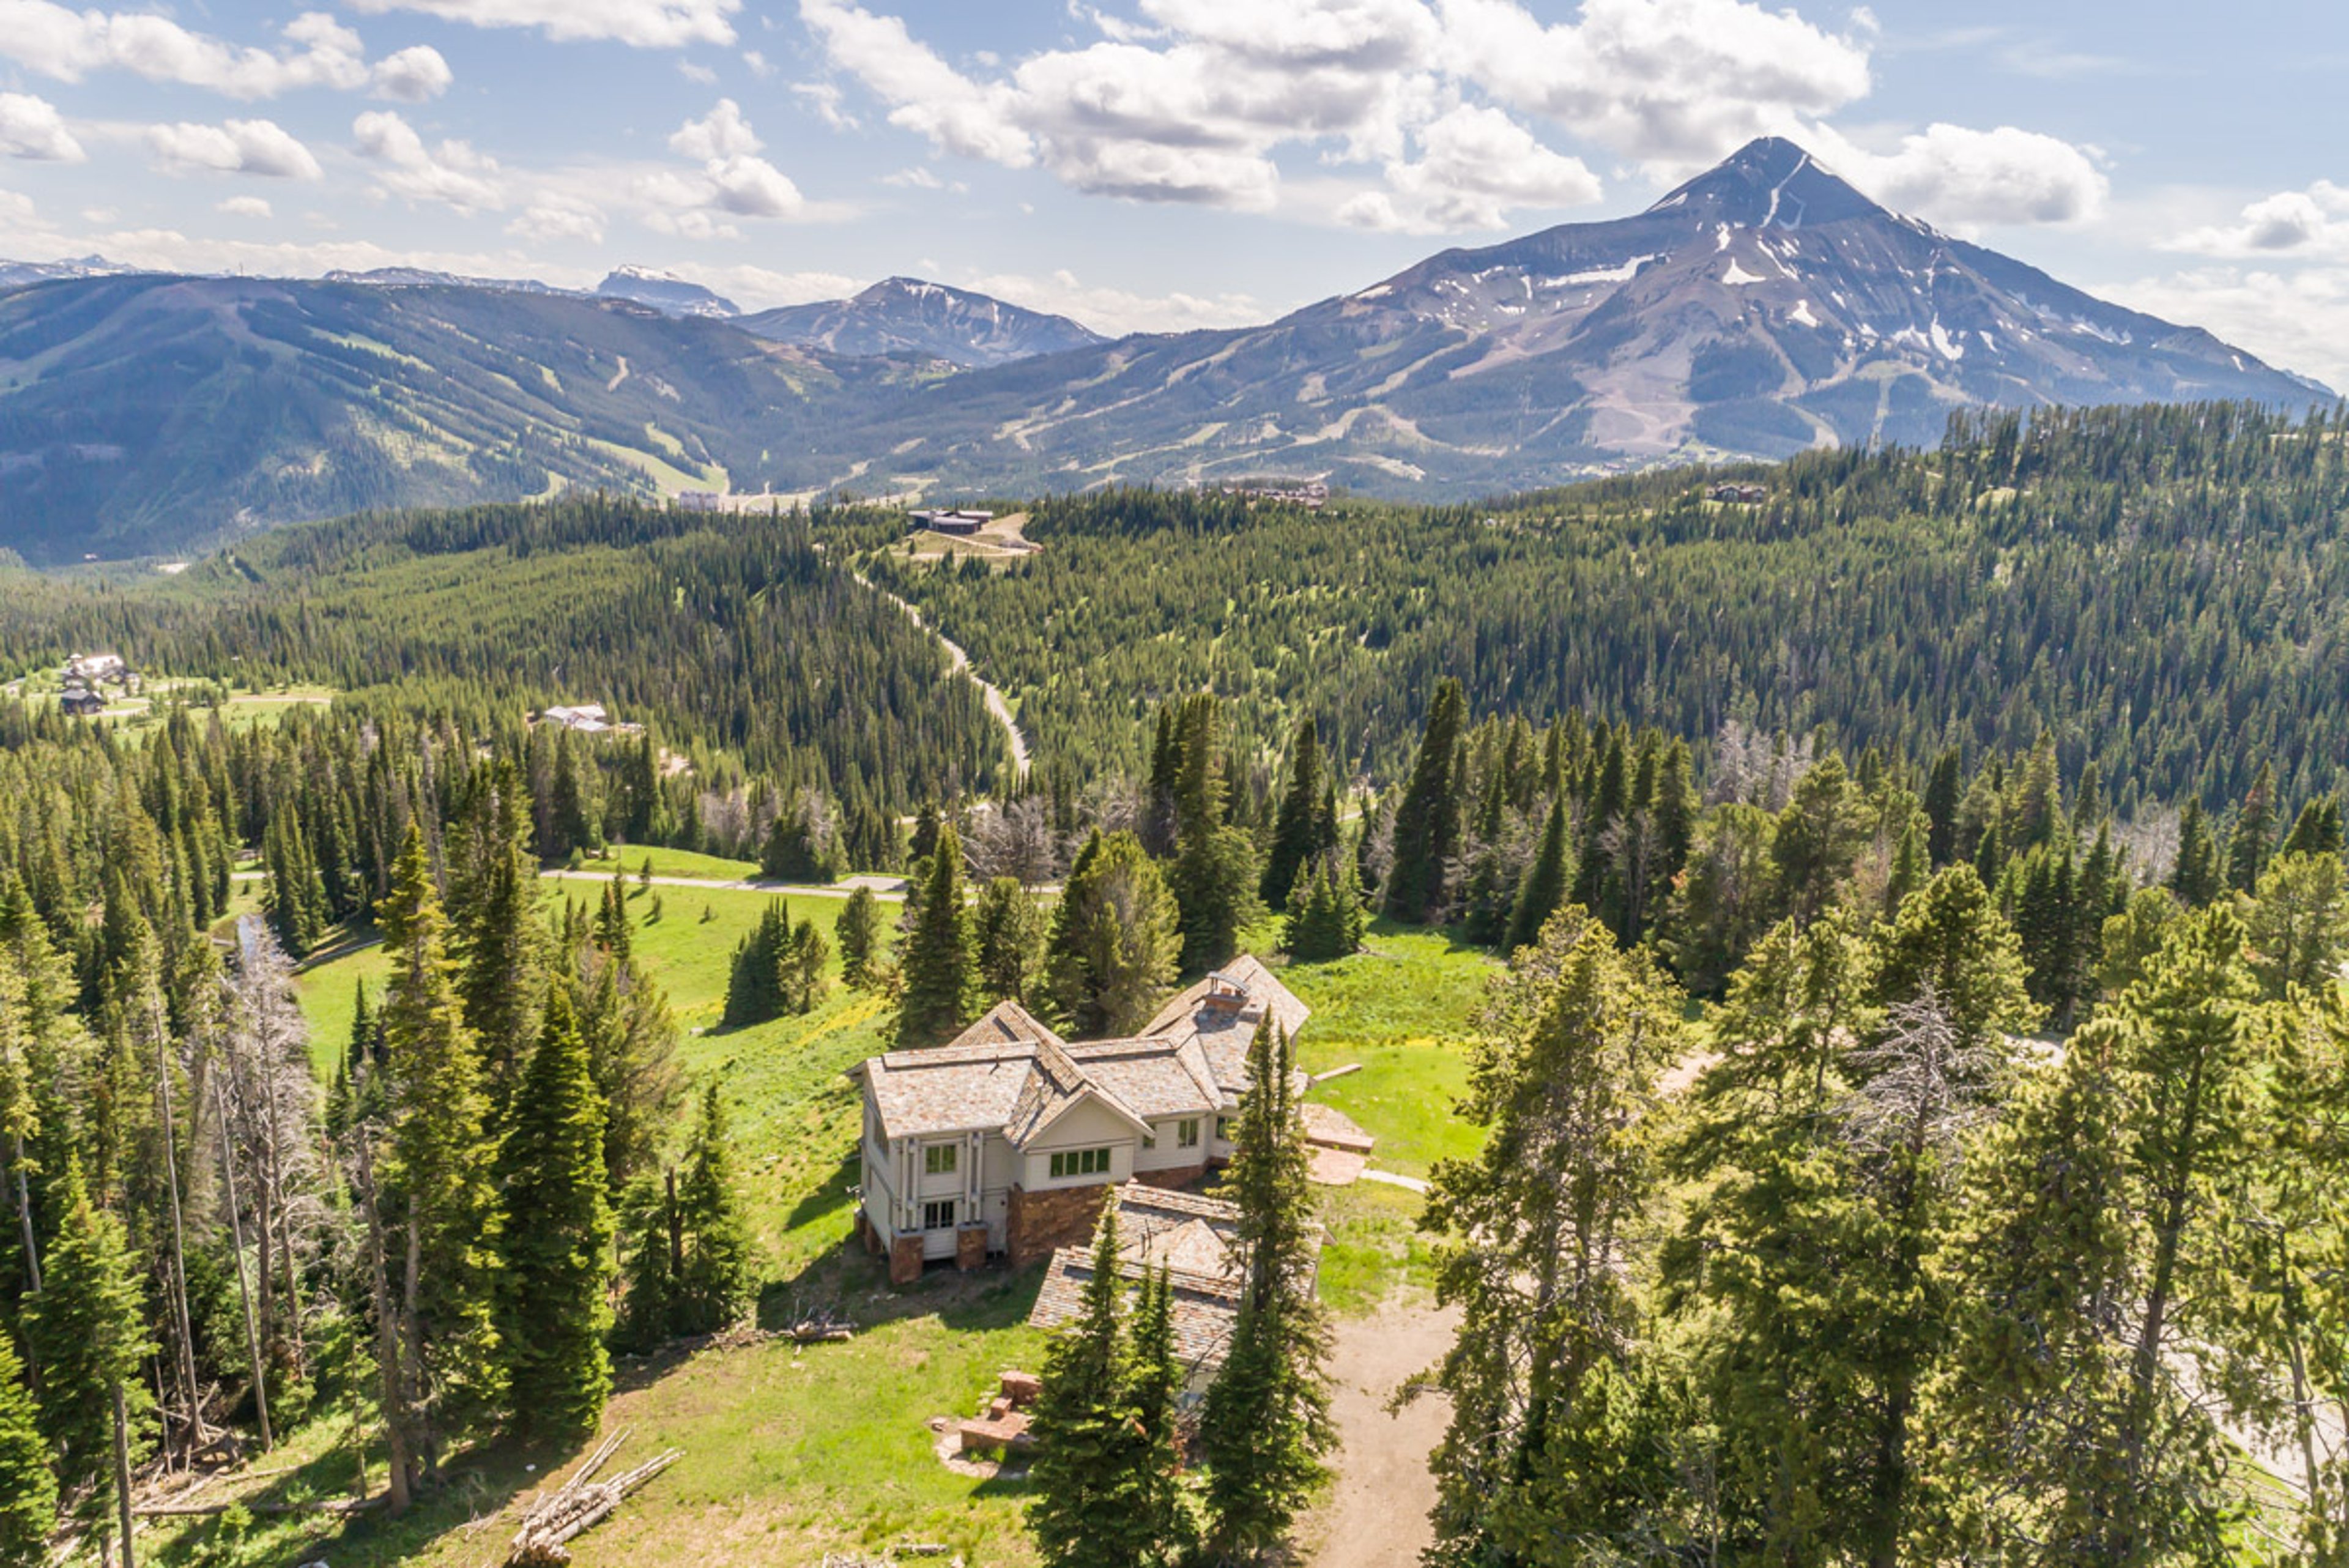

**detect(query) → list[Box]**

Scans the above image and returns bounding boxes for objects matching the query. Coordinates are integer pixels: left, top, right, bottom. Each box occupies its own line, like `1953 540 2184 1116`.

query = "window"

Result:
1214 1117 1232 1142
923 1199 957 1232
924 1143 957 1176
1048 1147 1112 1180
1175 1118 1201 1150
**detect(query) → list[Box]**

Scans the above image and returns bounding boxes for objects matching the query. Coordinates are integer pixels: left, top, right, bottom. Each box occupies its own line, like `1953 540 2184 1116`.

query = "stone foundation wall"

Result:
956 1222 989 1271
1006 1182 1111 1268
889 1232 926 1287
1132 1162 1209 1191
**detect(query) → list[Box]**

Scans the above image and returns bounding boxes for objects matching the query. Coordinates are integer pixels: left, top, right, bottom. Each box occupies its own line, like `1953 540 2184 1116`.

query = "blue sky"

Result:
2 0 2345 384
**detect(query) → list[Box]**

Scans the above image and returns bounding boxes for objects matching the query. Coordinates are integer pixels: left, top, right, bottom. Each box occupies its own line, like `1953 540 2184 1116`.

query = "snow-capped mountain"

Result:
595 266 739 319
739 277 1104 368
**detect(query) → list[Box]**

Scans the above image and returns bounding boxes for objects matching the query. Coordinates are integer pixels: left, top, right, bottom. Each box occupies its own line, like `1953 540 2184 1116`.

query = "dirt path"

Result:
858 574 1032 778
1309 1299 1460 1568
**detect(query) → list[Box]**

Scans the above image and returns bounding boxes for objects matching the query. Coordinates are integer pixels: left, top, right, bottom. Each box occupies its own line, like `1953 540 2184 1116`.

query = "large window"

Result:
1175 1118 1201 1150
924 1143 958 1176
923 1199 957 1232
1048 1147 1113 1180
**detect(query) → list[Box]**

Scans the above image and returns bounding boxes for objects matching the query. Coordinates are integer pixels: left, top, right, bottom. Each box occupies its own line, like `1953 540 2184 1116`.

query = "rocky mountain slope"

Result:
740 277 1104 368
0 140 2324 559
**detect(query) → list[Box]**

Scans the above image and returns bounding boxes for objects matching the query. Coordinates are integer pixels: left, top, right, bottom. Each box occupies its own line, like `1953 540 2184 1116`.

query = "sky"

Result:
2 0 2347 386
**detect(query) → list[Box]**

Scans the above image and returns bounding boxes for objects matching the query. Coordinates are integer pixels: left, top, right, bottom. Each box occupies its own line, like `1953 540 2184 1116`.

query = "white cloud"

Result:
147 119 324 179
967 266 1266 336
372 45 454 101
507 195 606 243
883 166 941 189
1439 0 1872 164
346 0 737 48
801 0 2101 237
218 195 275 218
678 61 718 84
1811 122 2107 228
793 80 857 130
0 91 84 161
0 4 385 98
1346 102 1600 231
2104 266 2347 395
669 98 762 160
642 101 807 229
354 110 506 211
2164 182 2349 260
0 188 38 227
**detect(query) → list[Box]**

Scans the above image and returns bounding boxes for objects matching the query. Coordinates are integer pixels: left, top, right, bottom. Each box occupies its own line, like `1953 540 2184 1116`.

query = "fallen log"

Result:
505 1430 680 1567
133 1496 385 1518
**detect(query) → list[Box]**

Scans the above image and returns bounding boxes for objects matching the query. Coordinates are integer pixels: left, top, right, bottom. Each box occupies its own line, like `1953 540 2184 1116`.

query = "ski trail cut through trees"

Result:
858 574 1032 779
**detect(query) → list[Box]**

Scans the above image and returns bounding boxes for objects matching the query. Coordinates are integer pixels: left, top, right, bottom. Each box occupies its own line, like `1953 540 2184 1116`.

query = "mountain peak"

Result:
595 267 739 319
1647 138 1883 228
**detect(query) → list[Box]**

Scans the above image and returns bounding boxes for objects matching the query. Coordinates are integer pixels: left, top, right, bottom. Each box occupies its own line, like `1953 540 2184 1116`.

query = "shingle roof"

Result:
1027 1182 1324 1378
853 962 1310 1145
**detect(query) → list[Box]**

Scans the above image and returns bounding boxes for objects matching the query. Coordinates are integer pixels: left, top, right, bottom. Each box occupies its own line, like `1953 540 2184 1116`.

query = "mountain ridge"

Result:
0 139 2325 560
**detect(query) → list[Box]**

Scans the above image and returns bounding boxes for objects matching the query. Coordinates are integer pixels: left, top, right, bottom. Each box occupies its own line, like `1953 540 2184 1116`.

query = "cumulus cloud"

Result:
218 195 275 218
1811 122 2107 228
0 188 37 226
0 92 84 161
345 0 737 48
640 100 807 231
372 44 454 101
507 195 606 243
1345 102 1600 231
147 119 324 179
0 4 406 98
2164 182 2349 260
1439 0 1871 165
798 0 2103 237
354 110 506 211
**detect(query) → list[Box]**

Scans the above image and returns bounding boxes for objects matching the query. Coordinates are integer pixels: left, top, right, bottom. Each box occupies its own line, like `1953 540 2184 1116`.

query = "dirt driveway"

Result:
1308 1298 1461 1568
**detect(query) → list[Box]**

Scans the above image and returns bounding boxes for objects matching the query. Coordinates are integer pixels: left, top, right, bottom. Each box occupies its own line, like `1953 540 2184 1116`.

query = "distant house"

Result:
59 689 105 718
1030 1182 1321 1399
64 653 131 685
1211 478 1329 510
675 489 724 512
912 508 993 536
540 702 612 734
1708 481 1768 504
848 956 1308 1284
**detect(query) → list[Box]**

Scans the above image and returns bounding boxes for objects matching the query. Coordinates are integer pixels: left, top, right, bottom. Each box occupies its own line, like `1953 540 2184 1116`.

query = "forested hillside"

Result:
1 401 2347 1566
880 402 2349 814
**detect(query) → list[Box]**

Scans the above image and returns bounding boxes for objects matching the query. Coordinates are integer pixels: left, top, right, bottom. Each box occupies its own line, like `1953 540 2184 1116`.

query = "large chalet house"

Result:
849 955 1308 1285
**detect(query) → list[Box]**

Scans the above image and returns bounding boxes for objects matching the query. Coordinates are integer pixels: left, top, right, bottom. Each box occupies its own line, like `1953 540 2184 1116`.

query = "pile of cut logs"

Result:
505 1428 681 1567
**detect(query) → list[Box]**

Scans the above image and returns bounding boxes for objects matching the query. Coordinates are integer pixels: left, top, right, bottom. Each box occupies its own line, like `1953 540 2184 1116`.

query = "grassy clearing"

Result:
563 845 767 883
209 888 1497 1568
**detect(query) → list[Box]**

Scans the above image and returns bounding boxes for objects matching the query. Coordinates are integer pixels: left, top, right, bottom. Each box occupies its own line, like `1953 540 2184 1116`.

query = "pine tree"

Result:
721 900 792 1028
1261 718 1335 907
0 1326 56 1568
1168 696 1260 973
2246 851 2349 998
670 1085 754 1335
617 1178 675 1353
25 1160 147 1550
1420 907 1685 1562
1028 1207 1154 1568
451 761 544 1119
2169 797 2222 907
1383 680 1466 923
1200 1020 1331 1558
2226 760 2277 893
497 988 615 1440
1129 1266 1195 1566
1042 830 1181 1036
1923 746 1964 866
379 823 503 1460
780 918 831 1015
837 885 883 990
973 876 1044 1004
896 825 978 1050
1505 791 1573 953
1283 855 1364 963
2283 793 2344 858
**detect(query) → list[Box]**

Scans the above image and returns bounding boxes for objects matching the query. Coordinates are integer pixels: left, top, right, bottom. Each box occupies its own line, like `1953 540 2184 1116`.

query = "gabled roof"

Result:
852 960 1312 1145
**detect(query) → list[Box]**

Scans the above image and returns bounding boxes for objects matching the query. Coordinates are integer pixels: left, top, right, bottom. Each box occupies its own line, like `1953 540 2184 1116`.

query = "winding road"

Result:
859 574 1033 778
